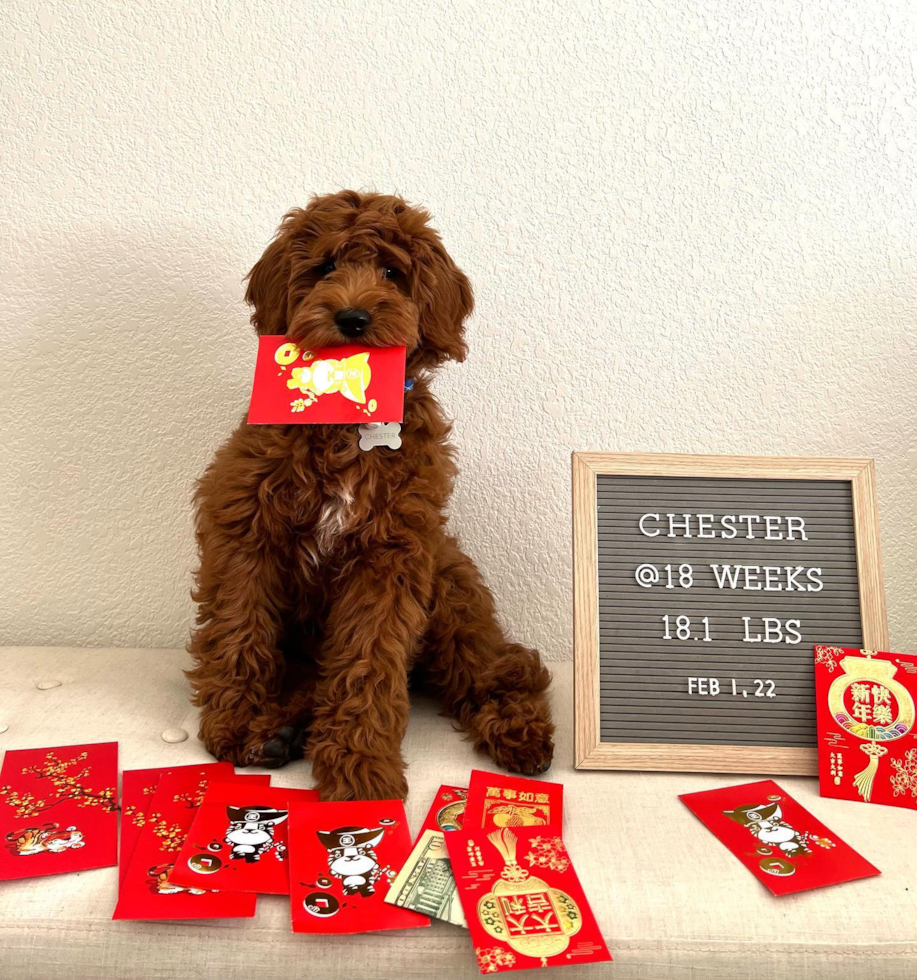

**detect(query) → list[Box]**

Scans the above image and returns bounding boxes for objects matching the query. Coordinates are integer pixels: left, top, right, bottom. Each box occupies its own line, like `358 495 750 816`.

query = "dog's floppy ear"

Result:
413 236 474 365
244 217 296 335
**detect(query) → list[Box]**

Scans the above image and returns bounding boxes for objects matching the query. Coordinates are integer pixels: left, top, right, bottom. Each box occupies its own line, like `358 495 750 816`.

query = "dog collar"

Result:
404 378 414 392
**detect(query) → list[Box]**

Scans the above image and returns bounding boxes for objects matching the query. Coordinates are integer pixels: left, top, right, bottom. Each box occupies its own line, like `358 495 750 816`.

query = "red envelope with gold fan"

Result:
447 825 612 973
248 336 406 424
465 770 563 833
814 645 917 809
0 742 118 881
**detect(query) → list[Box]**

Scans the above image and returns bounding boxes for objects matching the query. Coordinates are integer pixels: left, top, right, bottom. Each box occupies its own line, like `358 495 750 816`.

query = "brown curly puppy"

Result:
187 190 554 801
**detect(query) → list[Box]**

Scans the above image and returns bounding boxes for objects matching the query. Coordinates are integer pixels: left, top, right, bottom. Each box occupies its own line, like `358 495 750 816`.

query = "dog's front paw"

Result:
245 726 306 770
309 742 408 801
474 698 555 776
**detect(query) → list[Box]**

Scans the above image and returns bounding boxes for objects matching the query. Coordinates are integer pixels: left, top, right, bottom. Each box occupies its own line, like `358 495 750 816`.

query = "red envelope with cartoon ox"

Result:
113 770 270 921
447 825 612 974
814 645 917 810
248 336 407 424
119 763 233 888
465 770 563 833
418 784 468 836
288 799 429 934
168 781 319 895
680 779 880 896
0 741 118 881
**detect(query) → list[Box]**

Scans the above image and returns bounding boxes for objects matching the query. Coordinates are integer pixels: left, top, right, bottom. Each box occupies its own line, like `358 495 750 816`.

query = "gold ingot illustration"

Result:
287 352 372 404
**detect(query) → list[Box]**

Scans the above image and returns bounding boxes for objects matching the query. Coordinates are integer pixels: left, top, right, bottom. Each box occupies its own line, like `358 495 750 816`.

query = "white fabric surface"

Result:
0 647 914 980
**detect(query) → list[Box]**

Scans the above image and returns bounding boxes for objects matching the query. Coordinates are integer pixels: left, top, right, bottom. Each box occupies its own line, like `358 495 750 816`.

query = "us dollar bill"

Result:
385 829 467 927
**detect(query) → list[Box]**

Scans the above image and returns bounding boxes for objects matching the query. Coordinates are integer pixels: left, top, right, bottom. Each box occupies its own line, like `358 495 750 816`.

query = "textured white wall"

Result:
2 1 916 660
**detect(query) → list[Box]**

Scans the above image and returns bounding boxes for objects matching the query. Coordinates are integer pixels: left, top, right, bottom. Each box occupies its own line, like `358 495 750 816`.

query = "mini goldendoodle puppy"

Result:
187 190 554 801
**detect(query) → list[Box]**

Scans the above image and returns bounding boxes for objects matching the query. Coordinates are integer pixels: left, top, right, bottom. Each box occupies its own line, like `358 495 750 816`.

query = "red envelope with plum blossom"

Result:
0 741 118 881
119 763 233 888
680 779 880 896
465 770 563 834
113 769 269 920
248 336 406 424
814 645 917 810
418 784 468 836
168 781 319 895
447 825 612 974
288 799 429 934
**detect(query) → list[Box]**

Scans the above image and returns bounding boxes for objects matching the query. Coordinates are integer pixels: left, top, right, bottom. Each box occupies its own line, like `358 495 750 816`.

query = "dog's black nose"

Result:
334 308 371 338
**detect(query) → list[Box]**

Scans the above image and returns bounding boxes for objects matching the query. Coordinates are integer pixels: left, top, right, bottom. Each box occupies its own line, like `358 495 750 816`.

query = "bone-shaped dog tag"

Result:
358 422 402 451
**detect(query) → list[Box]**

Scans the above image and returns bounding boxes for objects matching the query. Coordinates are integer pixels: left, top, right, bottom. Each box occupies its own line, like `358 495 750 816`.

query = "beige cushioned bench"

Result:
1 647 915 980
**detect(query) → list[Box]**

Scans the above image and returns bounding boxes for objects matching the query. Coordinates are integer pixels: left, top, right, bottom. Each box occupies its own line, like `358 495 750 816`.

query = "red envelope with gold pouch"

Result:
168 781 319 895
113 770 270 920
447 825 612 973
680 779 880 896
814 645 917 809
418 784 468 836
248 336 407 424
465 770 563 833
288 799 429 934
0 741 118 881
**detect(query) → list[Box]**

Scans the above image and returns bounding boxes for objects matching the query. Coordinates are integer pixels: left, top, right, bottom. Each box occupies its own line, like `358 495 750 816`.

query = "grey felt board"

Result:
597 475 862 748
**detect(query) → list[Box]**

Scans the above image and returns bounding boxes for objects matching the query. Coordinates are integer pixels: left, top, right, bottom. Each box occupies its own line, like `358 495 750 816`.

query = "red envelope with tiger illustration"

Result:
288 799 429 934
814 645 917 810
419 784 468 836
248 336 407 424
465 770 563 834
680 779 880 896
168 781 319 895
113 770 270 920
0 741 118 881
119 763 233 888
447 825 612 974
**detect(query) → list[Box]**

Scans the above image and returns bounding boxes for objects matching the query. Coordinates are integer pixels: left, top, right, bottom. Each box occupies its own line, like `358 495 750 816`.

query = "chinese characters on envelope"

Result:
814 645 917 810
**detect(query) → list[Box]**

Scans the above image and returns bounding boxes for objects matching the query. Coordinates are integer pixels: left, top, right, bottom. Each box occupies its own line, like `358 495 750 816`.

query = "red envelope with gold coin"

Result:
113 770 269 920
814 645 917 810
680 779 880 896
465 770 563 833
0 741 118 881
119 763 233 888
168 781 319 895
288 799 429 934
419 784 468 836
447 825 612 973
248 336 407 424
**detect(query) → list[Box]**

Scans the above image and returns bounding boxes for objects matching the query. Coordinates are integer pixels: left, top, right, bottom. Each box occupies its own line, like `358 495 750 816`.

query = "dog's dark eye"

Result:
316 259 336 277
383 266 402 281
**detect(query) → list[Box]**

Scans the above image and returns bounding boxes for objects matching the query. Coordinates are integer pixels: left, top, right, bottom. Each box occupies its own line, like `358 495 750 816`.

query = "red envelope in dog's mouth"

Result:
247 336 407 424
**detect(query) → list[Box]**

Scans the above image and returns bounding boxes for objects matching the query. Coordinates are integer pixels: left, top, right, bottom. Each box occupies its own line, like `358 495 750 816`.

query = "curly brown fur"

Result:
186 190 554 801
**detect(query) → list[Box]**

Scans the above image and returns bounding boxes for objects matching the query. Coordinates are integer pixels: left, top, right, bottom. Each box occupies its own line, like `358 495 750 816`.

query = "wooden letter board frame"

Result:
573 453 887 774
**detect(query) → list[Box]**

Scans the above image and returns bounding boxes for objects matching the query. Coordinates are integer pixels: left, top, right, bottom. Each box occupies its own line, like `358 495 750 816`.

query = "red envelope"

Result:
418 784 468 836
680 779 880 896
168 781 319 895
248 336 407 424
119 763 233 888
814 645 917 810
0 741 118 881
465 770 563 833
447 825 612 973
112 771 269 920
288 799 429 934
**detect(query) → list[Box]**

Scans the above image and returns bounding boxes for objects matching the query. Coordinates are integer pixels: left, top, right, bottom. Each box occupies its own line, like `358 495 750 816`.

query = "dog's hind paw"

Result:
246 726 306 770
